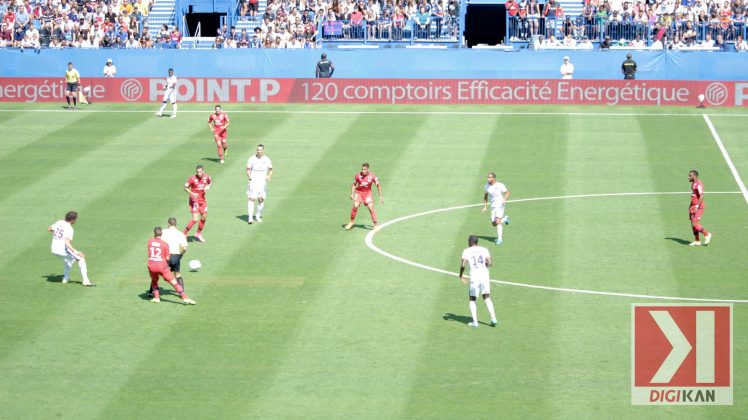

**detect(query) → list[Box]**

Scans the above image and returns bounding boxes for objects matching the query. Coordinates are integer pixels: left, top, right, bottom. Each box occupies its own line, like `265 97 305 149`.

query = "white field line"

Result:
0 108 747 117
364 192 748 303
703 114 748 206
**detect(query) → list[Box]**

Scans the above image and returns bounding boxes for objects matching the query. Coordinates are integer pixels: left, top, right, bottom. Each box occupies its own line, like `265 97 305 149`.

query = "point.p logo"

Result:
632 304 732 405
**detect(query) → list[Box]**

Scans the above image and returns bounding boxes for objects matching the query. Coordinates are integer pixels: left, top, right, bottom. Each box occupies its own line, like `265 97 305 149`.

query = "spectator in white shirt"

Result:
701 33 714 48
560 56 574 79
103 58 117 77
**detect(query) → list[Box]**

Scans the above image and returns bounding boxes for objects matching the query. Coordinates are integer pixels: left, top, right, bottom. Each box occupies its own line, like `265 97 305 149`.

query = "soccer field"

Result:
1 103 747 418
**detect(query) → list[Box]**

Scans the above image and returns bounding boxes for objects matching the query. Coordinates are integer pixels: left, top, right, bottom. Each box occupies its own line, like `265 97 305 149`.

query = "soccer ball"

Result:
188 260 202 271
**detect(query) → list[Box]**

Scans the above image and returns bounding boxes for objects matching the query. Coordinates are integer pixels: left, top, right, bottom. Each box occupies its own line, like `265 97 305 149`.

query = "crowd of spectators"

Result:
212 0 461 48
0 0 187 49
507 0 748 49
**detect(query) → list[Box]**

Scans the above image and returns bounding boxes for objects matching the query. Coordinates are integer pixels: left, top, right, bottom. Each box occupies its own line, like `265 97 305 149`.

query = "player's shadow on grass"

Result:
340 223 373 231
202 157 222 164
476 235 497 243
137 289 183 304
236 215 250 223
43 274 66 283
443 313 474 325
665 237 692 246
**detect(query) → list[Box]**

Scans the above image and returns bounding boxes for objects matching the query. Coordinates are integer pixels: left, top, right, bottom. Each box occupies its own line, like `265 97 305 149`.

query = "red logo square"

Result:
632 304 732 405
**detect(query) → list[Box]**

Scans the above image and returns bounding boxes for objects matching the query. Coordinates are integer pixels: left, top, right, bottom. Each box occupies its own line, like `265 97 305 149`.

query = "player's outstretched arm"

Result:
482 192 489 213
350 182 357 200
377 183 384 203
459 259 468 284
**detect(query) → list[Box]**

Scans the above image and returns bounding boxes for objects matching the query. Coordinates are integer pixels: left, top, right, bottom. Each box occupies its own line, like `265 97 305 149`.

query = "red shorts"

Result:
213 130 227 142
354 192 373 205
190 199 208 215
148 263 175 282
690 205 705 222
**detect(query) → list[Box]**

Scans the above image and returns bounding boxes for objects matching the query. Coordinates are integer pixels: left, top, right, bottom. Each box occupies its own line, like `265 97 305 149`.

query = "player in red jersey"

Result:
208 104 230 164
147 226 196 304
345 163 383 231
183 165 211 242
688 170 712 246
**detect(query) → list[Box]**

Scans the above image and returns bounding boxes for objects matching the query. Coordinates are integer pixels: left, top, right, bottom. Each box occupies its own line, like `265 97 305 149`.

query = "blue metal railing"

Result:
319 16 460 44
507 15 748 46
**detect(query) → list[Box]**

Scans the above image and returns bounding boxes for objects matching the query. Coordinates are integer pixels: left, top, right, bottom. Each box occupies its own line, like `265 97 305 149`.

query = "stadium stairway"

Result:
148 0 178 33
181 37 218 49
559 0 584 17
233 1 268 30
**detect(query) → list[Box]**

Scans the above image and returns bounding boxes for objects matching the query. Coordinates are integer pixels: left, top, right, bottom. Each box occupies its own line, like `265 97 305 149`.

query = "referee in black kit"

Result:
622 53 637 80
316 53 335 78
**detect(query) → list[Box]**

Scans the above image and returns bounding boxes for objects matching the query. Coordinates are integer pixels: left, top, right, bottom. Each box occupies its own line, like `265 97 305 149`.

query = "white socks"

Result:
158 102 167 113
469 300 478 324
79 258 90 283
172 103 177 115
247 200 255 219
496 224 503 241
484 298 497 322
256 201 265 217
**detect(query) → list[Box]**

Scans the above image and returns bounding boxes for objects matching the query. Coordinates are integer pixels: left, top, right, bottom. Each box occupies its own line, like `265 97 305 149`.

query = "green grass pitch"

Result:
1 103 747 418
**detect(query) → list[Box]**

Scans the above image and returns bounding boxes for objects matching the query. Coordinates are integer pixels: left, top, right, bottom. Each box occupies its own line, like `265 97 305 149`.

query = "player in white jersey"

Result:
246 144 273 224
459 235 497 327
47 211 93 286
155 68 178 118
482 172 510 245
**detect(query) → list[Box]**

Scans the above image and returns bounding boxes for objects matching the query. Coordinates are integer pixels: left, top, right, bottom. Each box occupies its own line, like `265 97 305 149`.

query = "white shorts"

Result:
247 182 267 200
490 204 505 222
54 250 79 265
162 88 176 103
468 278 491 297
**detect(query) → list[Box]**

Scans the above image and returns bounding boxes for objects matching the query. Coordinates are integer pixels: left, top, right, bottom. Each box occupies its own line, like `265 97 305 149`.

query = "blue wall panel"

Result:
1 49 746 80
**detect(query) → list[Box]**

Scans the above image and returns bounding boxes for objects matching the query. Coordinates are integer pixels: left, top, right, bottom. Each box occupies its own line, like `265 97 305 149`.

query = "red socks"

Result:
197 219 206 233
184 220 196 234
350 207 358 220
369 208 378 225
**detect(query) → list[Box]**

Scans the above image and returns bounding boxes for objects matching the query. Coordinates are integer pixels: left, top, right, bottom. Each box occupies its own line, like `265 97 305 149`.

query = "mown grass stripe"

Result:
239 114 430 418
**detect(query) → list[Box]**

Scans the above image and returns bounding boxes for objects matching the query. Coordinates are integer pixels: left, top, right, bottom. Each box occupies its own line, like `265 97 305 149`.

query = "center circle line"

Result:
365 191 748 303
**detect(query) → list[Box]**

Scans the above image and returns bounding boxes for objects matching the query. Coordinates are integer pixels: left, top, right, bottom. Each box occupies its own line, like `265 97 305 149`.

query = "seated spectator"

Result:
736 34 748 51
631 34 646 48
13 24 24 47
650 37 664 49
600 35 612 49
542 35 560 47
0 22 12 47
238 28 249 47
714 33 728 51
126 33 140 48
49 34 63 48
562 34 576 47
682 20 697 45
169 26 181 48
80 33 94 48
701 32 714 47
669 34 687 49
212 35 223 49
579 37 593 49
